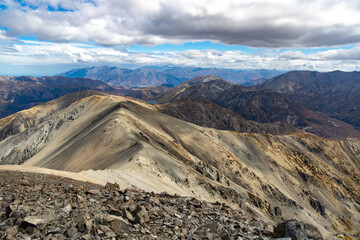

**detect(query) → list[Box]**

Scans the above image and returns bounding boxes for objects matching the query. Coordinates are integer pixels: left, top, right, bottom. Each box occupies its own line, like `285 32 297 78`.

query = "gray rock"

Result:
5 226 17 236
220 230 231 240
46 227 62 235
135 209 150 225
100 225 116 237
60 204 72 214
65 227 78 238
123 209 134 222
5 204 16 218
107 215 131 234
0 171 320 240
22 215 54 230
273 219 323 240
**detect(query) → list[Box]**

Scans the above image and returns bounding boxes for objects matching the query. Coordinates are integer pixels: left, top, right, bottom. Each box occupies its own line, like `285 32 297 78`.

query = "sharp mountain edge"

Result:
0 92 360 238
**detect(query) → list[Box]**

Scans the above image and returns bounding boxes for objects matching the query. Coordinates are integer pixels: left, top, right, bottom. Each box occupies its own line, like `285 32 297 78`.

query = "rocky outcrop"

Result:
0 170 279 239
273 219 323 240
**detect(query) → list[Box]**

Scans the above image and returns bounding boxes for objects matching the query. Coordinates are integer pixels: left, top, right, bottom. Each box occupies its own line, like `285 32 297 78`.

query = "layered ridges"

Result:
156 76 360 140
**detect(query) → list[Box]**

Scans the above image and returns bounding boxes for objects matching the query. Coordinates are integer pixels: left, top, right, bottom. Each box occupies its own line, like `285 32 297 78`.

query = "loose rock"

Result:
0 171 325 240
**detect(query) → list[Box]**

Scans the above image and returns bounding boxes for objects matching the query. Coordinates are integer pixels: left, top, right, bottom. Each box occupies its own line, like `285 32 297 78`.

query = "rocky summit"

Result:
0 170 325 240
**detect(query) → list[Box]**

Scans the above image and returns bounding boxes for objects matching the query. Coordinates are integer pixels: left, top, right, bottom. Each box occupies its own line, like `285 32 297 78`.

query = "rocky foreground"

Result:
0 170 325 240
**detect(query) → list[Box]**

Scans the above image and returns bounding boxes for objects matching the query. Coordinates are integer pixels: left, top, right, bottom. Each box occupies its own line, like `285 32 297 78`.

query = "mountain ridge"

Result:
257 70 360 130
0 75 122 118
58 66 186 87
148 66 285 85
1 92 360 238
157 98 299 135
155 76 360 140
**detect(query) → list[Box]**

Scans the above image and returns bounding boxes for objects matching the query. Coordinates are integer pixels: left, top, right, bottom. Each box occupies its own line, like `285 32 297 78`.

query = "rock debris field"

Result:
0 170 323 240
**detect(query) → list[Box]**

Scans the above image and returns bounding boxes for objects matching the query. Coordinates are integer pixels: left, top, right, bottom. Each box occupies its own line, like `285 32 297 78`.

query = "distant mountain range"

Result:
257 70 360 130
58 66 186 87
58 66 284 87
150 66 285 85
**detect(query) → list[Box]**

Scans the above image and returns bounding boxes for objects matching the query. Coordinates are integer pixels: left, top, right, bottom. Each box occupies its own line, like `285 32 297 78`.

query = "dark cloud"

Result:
0 0 360 48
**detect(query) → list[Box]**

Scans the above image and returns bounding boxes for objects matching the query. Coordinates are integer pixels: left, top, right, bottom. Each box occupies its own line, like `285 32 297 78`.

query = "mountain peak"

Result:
181 75 233 87
195 75 225 82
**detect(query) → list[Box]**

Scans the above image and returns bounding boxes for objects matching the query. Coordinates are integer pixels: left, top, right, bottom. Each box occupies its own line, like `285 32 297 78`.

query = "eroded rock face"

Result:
0 171 282 239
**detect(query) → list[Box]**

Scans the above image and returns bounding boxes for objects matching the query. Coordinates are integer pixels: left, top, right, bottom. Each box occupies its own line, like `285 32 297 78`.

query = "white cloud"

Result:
0 30 13 41
1 39 360 72
280 46 360 61
279 51 307 60
1 0 360 47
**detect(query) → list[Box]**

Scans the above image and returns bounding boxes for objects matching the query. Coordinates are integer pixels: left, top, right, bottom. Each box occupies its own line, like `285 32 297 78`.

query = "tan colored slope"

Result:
1 93 360 238
0 90 107 142
0 90 153 134
0 91 155 164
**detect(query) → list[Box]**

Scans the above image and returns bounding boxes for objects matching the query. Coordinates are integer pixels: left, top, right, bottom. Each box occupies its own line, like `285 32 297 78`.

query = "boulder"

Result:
135 209 150 225
273 219 323 240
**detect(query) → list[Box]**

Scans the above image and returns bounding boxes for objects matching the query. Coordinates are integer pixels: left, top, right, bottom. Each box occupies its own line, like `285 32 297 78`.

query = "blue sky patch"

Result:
127 41 257 53
47 5 74 12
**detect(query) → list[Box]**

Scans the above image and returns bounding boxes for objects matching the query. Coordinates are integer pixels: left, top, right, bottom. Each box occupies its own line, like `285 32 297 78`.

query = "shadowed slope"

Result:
257 70 360 130
0 75 123 118
157 98 298 135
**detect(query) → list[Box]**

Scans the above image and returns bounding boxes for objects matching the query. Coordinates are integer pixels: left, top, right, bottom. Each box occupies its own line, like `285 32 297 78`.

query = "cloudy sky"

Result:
1 0 360 75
